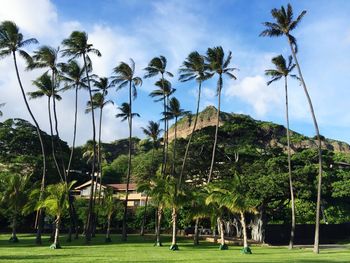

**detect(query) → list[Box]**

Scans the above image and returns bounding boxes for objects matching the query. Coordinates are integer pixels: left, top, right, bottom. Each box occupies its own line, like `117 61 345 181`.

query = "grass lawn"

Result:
0 234 349 262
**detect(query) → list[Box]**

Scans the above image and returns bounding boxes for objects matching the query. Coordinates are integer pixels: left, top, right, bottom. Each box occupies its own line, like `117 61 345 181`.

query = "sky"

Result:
1 0 350 146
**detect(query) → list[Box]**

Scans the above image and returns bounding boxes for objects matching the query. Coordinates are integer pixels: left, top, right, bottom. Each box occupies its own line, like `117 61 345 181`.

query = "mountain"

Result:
167 106 350 154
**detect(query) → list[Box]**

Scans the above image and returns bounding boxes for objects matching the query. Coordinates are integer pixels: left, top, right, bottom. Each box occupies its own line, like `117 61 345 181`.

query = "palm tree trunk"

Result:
122 81 133 242
172 117 178 177
10 216 18 242
170 207 178 249
106 214 112 242
218 217 225 247
240 212 248 249
48 96 63 182
194 217 199 245
288 39 323 254
140 195 149 236
285 77 296 249
208 75 222 183
97 105 104 203
179 81 202 187
83 53 97 243
52 216 61 249
155 207 162 246
67 84 79 178
12 51 46 245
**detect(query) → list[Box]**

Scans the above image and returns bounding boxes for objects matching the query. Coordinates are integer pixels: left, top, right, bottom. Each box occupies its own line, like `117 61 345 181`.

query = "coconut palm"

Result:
0 20 46 244
112 59 142 241
0 166 32 243
144 56 173 176
100 187 118 243
37 181 76 249
28 73 63 182
61 30 101 242
265 54 299 249
115 101 140 241
205 46 237 183
149 79 175 175
140 121 162 236
260 4 323 253
59 60 89 178
0 103 5 117
206 176 257 254
178 51 212 187
27 45 66 179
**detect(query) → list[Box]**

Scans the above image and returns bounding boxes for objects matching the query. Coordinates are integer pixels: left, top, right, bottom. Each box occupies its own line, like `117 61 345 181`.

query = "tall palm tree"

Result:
61 31 101 242
28 73 63 182
144 56 173 176
0 20 46 244
37 181 76 249
260 4 323 253
27 45 66 179
149 79 175 175
205 46 237 183
163 97 189 250
206 176 257 254
265 54 298 249
140 121 162 236
115 101 140 241
178 51 212 186
0 103 5 117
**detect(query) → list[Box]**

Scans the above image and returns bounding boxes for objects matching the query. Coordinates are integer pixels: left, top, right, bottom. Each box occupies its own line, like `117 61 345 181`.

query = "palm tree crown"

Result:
116 102 140 122
27 45 60 72
28 73 62 100
164 97 190 120
142 121 162 145
179 51 212 82
61 31 101 59
265 55 298 85
144 56 173 78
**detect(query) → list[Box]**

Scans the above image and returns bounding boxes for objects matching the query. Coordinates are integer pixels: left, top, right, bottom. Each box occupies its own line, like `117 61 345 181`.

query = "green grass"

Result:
0 234 349 262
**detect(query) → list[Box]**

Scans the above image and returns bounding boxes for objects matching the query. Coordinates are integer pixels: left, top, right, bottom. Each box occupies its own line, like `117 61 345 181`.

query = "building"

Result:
73 180 148 207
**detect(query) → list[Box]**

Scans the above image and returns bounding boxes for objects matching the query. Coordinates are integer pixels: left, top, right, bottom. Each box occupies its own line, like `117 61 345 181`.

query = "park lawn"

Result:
0 234 349 263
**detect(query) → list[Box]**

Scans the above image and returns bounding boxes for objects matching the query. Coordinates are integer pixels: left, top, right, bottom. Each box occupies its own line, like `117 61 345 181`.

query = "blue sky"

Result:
1 0 350 146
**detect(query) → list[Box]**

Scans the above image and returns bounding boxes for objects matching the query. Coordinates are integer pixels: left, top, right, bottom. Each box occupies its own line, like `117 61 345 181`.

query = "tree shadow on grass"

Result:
0 255 70 261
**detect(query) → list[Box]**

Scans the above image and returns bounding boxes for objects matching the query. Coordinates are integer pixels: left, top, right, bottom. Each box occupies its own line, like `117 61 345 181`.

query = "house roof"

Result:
107 183 137 191
74 180 107 190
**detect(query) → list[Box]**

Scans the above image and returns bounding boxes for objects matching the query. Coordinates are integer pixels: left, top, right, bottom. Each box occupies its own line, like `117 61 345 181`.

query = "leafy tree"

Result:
265 54 298 248
100 188 118 242
0 103 5 117
260 4 323 253
205 46 237 182
61 30 101 242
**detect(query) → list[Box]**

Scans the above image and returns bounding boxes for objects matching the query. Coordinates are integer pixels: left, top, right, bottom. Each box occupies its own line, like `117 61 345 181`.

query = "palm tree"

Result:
28 73 63 182
0 20 46 244
260 4 323 253
144 56 173 176
61 31 101 242
0 103 5 117
100 188 118 242
140 121 162 236
112 59 142 241
59 60 89 178
265 54 299 249
205 46 237 183
27 45 66 179
0 166 32 243
206 176 257 254
178 51 212 186
37 181 76 249
115 102 140 241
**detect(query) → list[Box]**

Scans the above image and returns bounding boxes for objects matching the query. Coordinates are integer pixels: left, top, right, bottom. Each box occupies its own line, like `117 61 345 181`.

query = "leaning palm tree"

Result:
115 102 140 241
205 46 237 183
61 31 101 242
140 121 162 236
27 45 66 179
28 73 63 182
0 20 46 244
260 4 323 253
37 181 76 249
144 56 173 176
0 103 5 117
265 54 299 249
178 51 212 186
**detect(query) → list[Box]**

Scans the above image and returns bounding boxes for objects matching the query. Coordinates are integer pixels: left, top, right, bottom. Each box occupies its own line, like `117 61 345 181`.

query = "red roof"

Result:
107 183 137 191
